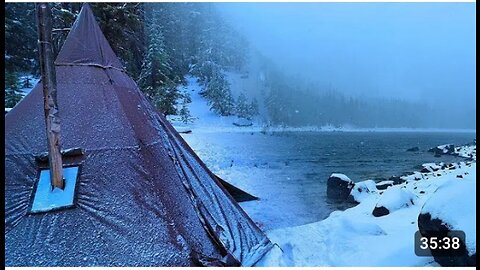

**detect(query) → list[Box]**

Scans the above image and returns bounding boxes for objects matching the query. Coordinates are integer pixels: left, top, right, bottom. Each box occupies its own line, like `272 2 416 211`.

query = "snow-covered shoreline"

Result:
172 124 477 134
256 144 476 267
170 75 476 267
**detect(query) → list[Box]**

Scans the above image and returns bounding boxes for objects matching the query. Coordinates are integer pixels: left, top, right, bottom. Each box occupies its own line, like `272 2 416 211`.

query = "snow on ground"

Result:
18 74 39 96
421 177 476 255
257 162 476 266
167 75 263 132
169 75 476 266
256 149 476 266
455 144 476 160
5 75 39 112
167 75 476 134
374 186 416 212
349 180 377 203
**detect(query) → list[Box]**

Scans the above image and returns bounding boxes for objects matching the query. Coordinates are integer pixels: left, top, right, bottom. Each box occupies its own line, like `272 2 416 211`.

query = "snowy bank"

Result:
256 144 476 266
168 74 476 266
167 75 264 132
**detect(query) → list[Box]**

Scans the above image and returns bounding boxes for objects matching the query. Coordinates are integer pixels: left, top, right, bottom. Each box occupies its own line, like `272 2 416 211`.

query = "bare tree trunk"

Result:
36 3 64 189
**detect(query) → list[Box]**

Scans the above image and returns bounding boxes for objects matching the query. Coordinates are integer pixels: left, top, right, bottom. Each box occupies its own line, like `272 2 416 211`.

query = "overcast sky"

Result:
216 3 476 113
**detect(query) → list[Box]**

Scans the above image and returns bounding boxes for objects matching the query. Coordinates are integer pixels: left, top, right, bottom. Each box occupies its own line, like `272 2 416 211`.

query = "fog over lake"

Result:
217 3 476 129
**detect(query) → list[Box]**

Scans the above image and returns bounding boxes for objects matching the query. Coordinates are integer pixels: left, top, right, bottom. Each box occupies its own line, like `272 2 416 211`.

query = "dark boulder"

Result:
418 213 476 266
327 173 355 202
421 163 441 173
445 144 456 153
372 206 390 217
418 178 475 267
389 176 406 185
420 168 431 173
407 146 420 152
347 180 377 204
376 180 394 190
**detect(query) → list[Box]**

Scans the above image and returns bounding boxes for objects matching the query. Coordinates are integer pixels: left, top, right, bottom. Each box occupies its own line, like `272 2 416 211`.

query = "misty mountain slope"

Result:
166 72 476 133
218 3 476 130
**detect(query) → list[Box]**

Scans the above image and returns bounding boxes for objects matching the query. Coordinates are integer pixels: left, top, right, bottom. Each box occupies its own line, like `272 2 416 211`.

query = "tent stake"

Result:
36 3 64 189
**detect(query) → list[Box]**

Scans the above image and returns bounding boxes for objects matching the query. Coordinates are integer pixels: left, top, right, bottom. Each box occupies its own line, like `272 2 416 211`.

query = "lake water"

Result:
183 131 475 231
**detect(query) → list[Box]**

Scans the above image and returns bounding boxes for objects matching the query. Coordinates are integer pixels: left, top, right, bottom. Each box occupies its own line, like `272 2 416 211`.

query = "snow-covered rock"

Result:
420 162 442 173
330 173 352 182
388 175 408 185
348 180 377 204
327 173 355 202
376 180 394 190
372 186 416 217
428 144 455 156
418 177 476 266
409 171 423 181
256 162 476 266
454 144 476 161
428 142 476 161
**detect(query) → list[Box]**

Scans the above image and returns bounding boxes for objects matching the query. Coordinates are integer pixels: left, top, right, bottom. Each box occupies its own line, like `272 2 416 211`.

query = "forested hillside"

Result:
5 3 248 119
5 3 471 129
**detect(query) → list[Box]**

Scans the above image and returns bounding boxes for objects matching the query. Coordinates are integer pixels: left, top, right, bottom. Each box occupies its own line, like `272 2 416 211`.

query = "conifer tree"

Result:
235 93 250 119
179 93 193 124
138 7 179 116
205 70 234 116
5 72 23 108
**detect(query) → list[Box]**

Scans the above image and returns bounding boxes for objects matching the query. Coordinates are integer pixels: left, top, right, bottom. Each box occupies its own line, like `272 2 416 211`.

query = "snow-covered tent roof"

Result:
5 4 272 266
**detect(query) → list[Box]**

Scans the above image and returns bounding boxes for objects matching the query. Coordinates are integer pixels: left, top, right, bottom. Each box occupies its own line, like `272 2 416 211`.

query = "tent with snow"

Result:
5 4 272 266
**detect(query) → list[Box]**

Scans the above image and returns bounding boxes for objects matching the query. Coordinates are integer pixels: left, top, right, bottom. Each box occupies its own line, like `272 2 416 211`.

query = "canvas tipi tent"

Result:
5 4 272 266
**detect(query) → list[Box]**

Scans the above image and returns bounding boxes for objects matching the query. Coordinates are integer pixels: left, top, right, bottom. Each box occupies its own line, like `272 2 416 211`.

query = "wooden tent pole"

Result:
36 3 64 189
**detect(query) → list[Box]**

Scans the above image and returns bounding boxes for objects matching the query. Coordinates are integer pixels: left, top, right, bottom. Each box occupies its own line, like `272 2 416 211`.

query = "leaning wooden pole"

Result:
36 3 64 189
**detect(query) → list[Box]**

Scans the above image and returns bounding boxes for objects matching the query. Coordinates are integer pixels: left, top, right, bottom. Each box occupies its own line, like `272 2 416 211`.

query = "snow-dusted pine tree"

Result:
178 93 193 124
235 93 259 120
138 8 180 116
249 98 259 118
235 93 250 119
5 72 22 108
204 70 234 116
